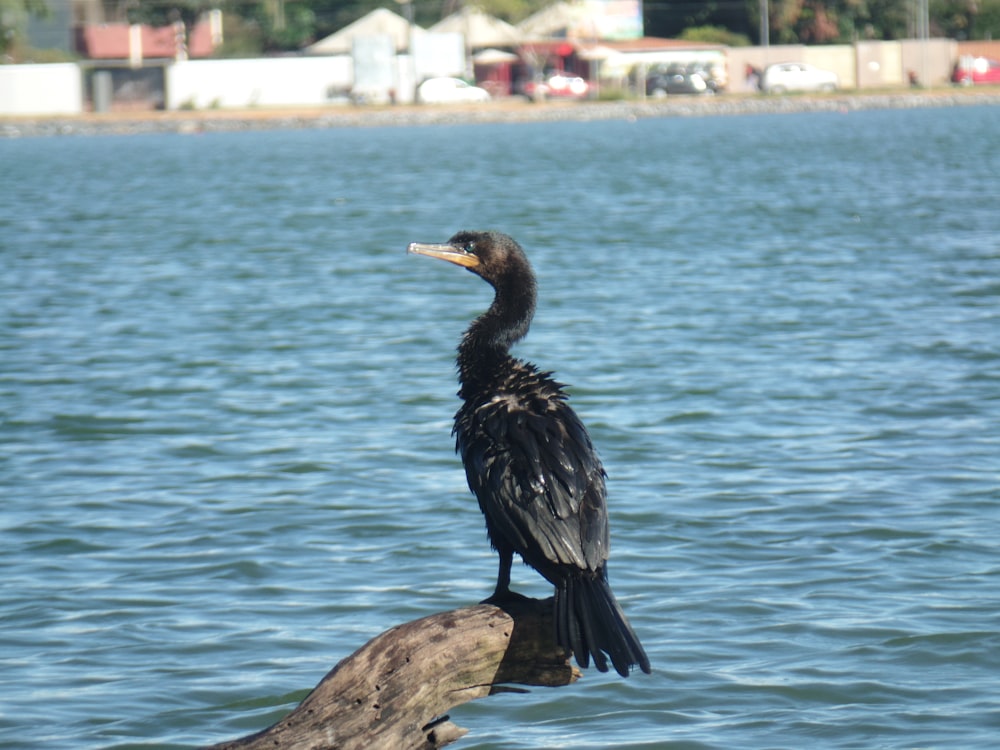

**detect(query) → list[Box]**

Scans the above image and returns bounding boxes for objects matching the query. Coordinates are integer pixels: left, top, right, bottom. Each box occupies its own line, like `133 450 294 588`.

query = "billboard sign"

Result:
585 0 643 40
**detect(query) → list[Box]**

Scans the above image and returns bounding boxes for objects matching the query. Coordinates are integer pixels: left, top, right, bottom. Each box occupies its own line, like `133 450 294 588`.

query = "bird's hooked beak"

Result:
407 242 481 269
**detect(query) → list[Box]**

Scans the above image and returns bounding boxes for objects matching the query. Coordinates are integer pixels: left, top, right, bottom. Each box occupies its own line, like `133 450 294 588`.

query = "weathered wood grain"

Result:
203 597 578 750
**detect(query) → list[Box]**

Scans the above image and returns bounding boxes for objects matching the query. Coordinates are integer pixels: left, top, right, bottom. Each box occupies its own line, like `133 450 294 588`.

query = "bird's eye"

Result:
465 243 476 254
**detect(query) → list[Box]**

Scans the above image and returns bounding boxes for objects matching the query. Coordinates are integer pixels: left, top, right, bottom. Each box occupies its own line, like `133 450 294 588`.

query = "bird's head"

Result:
408 230 531 289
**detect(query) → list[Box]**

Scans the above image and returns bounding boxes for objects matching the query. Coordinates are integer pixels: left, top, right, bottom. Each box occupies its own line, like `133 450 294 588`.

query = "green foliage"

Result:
212 13 266 57
127 0 216 31
651 0 991 44
1 0 50 56
978 0 1000 39
761 0 938 43
2 42 76 62
473 0 537 24
124 0 316 52
679 25 751 47
252 1 316 51
594 85 631 100
852 0 913 39
933 0 1000 39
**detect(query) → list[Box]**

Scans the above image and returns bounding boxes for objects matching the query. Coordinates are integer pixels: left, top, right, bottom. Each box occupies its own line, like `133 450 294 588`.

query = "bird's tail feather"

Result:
555 572 651 677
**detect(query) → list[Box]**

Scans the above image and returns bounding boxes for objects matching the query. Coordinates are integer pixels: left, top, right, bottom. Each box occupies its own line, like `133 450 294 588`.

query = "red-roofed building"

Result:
70 12 222 112
75 16 221 61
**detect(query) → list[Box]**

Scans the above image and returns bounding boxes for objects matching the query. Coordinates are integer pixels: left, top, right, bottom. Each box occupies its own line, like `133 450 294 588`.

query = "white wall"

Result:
802 45 856 88
728 44 856 88
726 40 955 91
901 39 957 86
856 40 903 87
165 56 353 110
0 64 83 116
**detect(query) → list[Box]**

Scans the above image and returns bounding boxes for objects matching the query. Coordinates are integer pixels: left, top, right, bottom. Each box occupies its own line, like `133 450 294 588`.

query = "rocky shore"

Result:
4 89 999 138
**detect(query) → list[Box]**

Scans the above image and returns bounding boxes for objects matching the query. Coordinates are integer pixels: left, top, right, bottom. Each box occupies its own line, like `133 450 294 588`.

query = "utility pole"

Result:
916 0 929 87
760 0 770 47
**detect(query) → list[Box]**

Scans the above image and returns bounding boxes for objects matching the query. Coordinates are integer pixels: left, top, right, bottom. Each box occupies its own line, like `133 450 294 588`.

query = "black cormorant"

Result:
408 230 651 677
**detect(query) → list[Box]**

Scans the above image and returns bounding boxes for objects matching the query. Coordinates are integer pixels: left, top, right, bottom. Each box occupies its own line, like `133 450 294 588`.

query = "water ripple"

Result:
3 107 1000 749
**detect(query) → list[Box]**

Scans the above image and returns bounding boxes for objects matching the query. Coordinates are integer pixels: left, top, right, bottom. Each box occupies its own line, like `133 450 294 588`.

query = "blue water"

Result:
2 105 999 749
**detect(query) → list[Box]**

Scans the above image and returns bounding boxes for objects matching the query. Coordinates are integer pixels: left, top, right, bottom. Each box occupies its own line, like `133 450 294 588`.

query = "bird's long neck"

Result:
457 276 536 396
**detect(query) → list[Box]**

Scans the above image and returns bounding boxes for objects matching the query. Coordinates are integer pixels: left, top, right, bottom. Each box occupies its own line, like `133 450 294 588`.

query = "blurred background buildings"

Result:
2 0 999 115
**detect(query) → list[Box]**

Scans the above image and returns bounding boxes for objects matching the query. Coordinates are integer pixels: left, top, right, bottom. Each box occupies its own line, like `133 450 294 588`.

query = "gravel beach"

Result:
3 89 999 137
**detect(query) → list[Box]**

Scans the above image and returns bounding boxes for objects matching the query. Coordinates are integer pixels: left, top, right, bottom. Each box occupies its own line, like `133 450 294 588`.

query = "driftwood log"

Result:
204 597 579 750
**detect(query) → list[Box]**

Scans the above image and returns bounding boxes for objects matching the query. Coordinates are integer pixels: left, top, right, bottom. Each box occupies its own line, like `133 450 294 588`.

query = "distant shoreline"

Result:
4 89 1000 138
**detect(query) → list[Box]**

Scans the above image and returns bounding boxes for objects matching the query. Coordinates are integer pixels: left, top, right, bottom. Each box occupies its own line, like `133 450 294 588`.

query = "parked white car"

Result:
417 77 491 104
761 62 838 94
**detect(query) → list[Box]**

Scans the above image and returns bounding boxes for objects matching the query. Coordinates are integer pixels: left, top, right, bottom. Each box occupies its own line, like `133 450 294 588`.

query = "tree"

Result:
645 0 757 40
933 0 1000 39
754 0 919 43
250 0 316 51
1 0 49 57
679 25 752 46
127 0 215 33
122 0 317 53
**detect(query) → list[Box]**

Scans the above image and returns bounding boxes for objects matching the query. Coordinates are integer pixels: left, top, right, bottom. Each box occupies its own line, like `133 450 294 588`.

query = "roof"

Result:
75 21 216 60
472 48 521 64
429 7 521 48
305 8 424 54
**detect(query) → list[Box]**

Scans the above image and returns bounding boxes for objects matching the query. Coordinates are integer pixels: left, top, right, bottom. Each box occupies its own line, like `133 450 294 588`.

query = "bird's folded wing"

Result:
458 397 609 573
